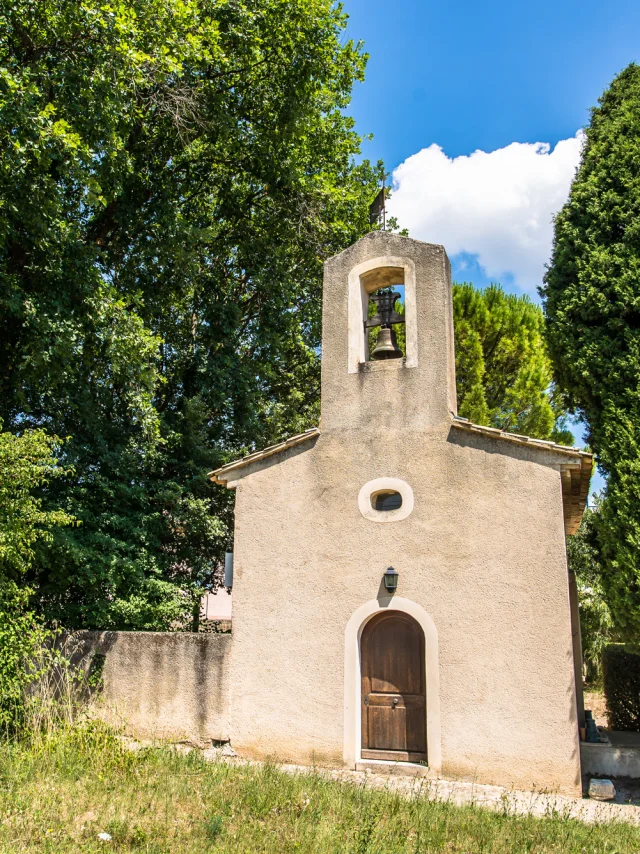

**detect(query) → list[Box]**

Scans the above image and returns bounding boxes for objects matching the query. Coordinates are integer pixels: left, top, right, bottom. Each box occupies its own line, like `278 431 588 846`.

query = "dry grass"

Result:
1 723 639 853
584 688 609 729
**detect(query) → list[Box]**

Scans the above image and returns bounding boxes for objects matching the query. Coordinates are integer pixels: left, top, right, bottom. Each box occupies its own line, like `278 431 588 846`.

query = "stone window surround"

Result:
358 477 414 523
343 597 442 772
347 255 418 374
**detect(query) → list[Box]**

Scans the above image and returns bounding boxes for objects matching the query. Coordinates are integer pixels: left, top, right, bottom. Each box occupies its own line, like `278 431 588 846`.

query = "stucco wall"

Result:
224 233 582 795
69 631 232 744
320 233 457 433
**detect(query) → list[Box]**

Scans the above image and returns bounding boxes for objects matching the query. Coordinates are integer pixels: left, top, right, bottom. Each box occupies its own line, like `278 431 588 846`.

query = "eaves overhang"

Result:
208 418 593 537
207 428 320 486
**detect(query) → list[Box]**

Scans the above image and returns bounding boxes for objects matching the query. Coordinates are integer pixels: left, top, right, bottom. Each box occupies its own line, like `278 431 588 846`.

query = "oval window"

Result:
372 491 403 512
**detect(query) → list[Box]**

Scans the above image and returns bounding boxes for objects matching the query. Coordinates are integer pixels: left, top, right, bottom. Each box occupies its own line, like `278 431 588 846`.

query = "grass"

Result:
0 723 639 853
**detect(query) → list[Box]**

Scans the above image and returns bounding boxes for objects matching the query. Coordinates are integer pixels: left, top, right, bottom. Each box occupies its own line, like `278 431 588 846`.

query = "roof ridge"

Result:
208 427 320 484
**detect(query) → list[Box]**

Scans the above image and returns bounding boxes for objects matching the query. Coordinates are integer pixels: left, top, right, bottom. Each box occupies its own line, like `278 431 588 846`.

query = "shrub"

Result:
0 582 55 734
567 505 615 684
0 585 82 738
0 426 74 735
603 644 640 731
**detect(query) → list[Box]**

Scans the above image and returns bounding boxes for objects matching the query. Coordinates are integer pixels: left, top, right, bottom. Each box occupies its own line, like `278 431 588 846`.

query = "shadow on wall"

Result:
47 631 118 705
447 424 553 466
57 631 232 745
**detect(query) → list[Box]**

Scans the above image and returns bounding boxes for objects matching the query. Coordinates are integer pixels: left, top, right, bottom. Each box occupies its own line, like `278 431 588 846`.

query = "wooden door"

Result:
361 611 426 762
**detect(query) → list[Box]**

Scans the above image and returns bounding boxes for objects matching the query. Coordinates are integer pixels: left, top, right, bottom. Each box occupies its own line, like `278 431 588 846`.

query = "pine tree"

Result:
454 283 572 443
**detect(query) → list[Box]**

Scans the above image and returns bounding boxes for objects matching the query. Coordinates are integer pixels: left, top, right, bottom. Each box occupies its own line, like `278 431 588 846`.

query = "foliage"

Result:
542 64 640 641
2 725 640 851
0 0 383 630
453 283 572 442
0 427 73 582
603 644 640 731
566 506 614 683
0 582 52 734
0 426 74 732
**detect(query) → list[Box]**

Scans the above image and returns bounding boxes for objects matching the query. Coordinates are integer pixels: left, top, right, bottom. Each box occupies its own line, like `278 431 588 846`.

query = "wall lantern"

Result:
383 566 399 592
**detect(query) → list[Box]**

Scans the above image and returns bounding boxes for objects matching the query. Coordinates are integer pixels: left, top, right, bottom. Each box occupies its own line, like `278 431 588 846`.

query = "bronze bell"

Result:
371 326 403 360
365 287 405 361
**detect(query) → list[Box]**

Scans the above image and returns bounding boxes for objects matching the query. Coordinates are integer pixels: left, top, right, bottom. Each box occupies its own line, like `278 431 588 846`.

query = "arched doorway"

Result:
360 610 427 762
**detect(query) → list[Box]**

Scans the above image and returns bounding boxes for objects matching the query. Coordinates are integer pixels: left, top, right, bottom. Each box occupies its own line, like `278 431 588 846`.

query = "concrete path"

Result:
201 747 640 827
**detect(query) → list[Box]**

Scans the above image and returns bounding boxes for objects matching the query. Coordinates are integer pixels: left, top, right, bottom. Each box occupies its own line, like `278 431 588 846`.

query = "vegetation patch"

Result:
604 645 640 731
1 723 639 853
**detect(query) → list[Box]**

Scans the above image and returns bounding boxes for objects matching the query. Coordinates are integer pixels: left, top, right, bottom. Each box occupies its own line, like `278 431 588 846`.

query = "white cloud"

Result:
387 133 584 294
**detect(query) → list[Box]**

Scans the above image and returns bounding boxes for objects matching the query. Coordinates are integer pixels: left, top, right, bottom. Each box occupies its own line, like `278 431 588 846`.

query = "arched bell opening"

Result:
361 267 406 361
347 256 418 374
360 610 427 763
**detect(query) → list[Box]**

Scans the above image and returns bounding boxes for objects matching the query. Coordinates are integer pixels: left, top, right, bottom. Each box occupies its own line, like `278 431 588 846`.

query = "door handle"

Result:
392 698 399 706
364 696 369 706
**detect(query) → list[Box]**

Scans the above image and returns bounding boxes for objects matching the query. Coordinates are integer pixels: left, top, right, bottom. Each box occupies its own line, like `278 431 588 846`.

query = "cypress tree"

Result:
542 63 640 640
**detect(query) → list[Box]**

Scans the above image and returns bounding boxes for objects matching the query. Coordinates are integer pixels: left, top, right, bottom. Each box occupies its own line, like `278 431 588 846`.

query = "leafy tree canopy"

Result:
0 0 382 629
566 505 614 683
542 63 640 640
0 427 74 584
453 283 572 443
0 426 73 730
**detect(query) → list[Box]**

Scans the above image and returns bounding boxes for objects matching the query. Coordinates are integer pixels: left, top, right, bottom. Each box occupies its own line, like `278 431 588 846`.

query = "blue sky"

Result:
344 0 640 291
346 0 640 170
343 0 640 493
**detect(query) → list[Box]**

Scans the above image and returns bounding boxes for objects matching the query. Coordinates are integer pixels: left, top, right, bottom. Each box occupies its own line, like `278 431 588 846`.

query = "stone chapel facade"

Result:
209 232 592 794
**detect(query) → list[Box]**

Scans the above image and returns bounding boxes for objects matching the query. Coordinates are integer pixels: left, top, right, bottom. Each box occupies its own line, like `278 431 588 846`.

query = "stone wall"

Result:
67 631 232 745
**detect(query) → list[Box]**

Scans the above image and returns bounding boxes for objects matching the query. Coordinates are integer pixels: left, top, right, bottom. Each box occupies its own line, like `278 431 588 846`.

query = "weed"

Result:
352 802 382 853
205 814 224 840
0 725 639 853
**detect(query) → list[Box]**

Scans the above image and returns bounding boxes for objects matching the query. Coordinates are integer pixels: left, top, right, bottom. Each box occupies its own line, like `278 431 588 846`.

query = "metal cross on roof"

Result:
369 176 387 229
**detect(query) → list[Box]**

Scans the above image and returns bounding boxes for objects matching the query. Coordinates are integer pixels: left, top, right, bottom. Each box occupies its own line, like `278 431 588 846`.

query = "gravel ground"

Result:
199 747 640 827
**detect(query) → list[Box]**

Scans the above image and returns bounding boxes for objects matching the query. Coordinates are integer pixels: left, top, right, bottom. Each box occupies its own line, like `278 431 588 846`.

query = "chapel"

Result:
208 231 592 794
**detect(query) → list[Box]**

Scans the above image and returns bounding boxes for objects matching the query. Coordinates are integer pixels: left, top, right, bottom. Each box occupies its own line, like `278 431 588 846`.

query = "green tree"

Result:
542 63 640 641
0 428 74 583
0 1 382 629
453 283 572 443
0 427 73 731
566 505 614 684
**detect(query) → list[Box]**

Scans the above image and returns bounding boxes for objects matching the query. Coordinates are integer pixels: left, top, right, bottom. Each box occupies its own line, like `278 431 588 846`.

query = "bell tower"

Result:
320 231 457 432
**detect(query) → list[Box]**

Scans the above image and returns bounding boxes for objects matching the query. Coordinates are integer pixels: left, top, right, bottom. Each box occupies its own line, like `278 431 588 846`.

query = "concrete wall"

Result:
224 233 582 795
581 742 640 779
69 631 232 745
